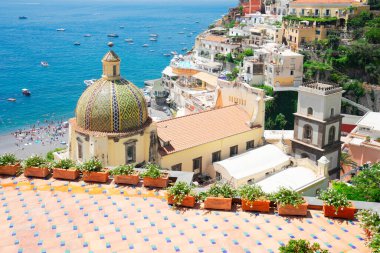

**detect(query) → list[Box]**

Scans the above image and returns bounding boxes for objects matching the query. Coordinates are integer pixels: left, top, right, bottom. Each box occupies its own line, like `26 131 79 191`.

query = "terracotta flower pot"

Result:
323 204 356 220
241 199 270 213
53 168 80 180
168 195 196 208
114 173 140 185
204 197 232 211
277 202 308 216
82 171 109 183
0 163 21 176
24 167 50 178
143 174 169 188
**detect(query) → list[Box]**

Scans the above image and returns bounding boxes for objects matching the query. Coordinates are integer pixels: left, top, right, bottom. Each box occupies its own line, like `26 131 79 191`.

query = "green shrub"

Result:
318 188 351 211
238 184 267 201
80 158 103 172
200 183 236 200
46 148 65 161
279 239 329 253
167 182 196 205
53 159 77 170
0 153 19 166
141 163 163 179
271 187 305 207
369 234 380 253
110 164 136 176
24 155 49 168
356 209 380 234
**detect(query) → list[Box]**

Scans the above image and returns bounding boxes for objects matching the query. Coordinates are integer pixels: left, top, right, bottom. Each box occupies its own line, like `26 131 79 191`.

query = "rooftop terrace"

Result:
0 175 371 253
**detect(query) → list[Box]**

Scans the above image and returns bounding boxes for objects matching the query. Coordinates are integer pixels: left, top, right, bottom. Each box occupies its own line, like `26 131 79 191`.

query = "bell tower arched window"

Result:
307 107 313 116
303 124 313 141
328 126 336 144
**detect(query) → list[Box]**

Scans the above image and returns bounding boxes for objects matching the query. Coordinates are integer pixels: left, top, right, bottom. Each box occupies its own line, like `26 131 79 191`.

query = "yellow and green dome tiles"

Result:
76 78 148 133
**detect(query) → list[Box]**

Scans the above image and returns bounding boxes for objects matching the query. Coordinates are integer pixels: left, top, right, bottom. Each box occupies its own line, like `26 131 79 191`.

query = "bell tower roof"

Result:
102 42 121 80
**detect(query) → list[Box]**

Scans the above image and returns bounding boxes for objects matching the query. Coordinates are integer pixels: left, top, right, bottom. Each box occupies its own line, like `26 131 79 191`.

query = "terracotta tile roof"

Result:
203 35 228 43
157 105 259 155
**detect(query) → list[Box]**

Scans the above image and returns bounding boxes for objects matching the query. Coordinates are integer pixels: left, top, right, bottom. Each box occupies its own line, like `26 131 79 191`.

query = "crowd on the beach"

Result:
10 120 68 149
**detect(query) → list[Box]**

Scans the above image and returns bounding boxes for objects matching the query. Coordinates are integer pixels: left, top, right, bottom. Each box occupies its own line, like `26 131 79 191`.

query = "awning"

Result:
192 72 219 88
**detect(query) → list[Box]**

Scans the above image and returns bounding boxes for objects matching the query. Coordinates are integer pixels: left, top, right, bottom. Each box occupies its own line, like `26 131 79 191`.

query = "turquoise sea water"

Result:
0 0 234 133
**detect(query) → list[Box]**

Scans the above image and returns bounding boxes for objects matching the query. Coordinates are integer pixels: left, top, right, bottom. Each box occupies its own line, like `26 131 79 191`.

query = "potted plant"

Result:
319 188 355 220
167 182 197 207
201 183 236 211
238 184 270 213
356 209 380 239
23 155 51 178
52 159 80 180
141 163 168 188
110 164 140 185
272 187 308 216
0 153 21 176
279 239 329 253
80 158 109 183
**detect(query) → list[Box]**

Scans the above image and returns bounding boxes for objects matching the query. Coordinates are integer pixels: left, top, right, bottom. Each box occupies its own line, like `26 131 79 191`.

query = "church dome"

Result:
75 47 149 133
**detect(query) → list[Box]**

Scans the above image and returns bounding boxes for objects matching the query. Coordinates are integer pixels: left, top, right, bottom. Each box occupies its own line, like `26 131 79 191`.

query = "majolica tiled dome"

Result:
75 49 149 133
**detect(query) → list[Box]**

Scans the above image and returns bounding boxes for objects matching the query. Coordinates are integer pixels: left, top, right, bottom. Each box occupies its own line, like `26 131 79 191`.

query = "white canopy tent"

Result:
213 144 291 187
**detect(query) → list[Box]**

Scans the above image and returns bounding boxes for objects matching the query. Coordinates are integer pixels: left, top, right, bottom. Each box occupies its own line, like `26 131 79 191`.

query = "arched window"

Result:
307 107 313 116
303 124 313 141
113 65 117 76
330 108 335 117
328 126 336 144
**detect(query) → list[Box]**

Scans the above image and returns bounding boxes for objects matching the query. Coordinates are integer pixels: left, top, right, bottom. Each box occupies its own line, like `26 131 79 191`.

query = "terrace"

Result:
0 175 371 253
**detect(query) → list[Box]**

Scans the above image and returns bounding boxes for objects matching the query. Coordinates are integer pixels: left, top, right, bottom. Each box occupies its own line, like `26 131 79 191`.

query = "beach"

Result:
0 121 68 159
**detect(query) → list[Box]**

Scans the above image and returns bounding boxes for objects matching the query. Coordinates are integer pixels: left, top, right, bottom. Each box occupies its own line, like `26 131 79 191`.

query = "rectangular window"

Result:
290 70 294 75
171 163 182 171
316 30 321 35
126 145 136 164
247 66 251 74
230 145 238 157
78 142 83 160
212 151 221 163
193 157 202 174
216 172 221 181
326 9 330 16
246 140 255 151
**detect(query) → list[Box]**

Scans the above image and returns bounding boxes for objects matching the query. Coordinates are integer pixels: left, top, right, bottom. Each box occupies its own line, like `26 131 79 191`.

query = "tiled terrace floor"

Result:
0 175 370 253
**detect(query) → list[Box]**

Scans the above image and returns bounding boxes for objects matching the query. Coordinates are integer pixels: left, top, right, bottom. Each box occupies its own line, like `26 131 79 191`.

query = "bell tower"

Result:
291 81 343 179
102 42 121 81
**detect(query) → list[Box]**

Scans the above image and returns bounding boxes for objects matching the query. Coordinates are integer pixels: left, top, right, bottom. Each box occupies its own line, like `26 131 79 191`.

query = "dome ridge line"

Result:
111 82 120 132
84 79 107 130
125 81 145 128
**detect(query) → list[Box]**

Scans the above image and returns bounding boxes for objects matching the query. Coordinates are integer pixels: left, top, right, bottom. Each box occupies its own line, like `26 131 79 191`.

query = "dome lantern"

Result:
102 42 121 81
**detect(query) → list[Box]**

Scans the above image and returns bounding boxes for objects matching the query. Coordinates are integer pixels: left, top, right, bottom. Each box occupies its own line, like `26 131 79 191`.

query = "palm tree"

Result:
340 152 357 174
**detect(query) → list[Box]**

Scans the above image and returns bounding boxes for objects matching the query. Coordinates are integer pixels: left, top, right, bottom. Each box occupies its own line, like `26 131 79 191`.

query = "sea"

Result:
0 0 235 134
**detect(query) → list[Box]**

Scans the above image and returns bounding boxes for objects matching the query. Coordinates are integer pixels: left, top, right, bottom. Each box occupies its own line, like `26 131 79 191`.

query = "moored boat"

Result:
84 34 92 37
19 16 28 20
56 28 65 32
149 38 157 41
74 42 81 46
142 44 149 47
22 88 31 96
40 61 49 67
171 51 178 55
107 33 119 38
7 98 16 102
125 38 133 42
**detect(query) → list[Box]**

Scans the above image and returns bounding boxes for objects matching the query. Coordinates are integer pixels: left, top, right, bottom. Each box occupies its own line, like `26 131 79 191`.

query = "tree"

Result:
226 53 234 63
275 113 287 130
243 48 253 57
340 152 357 171
366 27 380 43
279 239 329 253
351 162 380 202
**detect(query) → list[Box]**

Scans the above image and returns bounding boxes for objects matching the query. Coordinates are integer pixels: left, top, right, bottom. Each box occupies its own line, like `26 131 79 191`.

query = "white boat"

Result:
84 34 91 37
84 79 97 87
74 42 80 46
178 31 185 34
129 42 134 45
125 38 133 42
149 34 158 37
107 33 119 38
56 28 65 32
22 88 31 96
40 61 49 67
171 51 178 55
7 98 16 102
142 44 149 47
181 47 188 51
149 38 157 41
163 53 171 57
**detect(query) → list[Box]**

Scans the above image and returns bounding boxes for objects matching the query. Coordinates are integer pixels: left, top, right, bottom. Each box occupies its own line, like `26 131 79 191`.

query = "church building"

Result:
68 45 266 177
